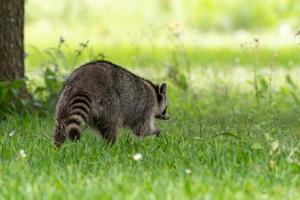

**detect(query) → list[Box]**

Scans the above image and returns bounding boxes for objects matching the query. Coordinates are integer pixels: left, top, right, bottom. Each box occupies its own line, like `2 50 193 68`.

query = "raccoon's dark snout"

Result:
156 112 169 120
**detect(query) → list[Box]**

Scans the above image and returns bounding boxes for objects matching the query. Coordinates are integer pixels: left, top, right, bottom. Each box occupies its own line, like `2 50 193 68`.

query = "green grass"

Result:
2 63 300 199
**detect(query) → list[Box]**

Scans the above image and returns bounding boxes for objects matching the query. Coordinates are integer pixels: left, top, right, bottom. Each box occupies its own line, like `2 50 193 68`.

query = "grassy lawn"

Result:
2 57 300 199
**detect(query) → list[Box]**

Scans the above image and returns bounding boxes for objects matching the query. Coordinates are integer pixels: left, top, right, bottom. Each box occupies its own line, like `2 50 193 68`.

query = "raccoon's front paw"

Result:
152 128 161 136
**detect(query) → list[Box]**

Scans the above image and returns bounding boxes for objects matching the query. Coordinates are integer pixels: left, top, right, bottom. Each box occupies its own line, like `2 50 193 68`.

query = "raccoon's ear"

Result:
159 83 167 95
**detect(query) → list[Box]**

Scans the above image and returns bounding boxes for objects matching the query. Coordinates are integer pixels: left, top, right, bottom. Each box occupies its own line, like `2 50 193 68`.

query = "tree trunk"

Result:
0 0 25 82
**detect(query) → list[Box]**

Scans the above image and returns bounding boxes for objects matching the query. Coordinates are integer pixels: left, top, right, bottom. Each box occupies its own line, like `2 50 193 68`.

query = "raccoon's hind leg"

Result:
94 121 117 144
99 126 117 144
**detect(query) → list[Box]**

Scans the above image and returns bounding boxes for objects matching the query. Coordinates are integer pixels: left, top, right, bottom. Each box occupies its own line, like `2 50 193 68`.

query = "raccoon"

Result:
54 60 169 147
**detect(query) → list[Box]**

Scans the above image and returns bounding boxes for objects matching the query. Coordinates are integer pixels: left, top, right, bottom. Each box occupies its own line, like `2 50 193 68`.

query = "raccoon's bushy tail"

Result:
65 93 92 139
54 93 92 147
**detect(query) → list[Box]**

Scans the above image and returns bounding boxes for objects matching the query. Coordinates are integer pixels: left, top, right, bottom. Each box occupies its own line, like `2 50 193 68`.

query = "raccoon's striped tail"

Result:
54 93 92 148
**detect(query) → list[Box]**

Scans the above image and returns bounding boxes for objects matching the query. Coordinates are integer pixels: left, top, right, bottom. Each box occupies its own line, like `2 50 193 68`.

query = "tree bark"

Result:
0 0 25 82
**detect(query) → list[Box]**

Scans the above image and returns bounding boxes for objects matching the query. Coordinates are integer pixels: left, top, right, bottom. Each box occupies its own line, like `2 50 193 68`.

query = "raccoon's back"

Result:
55 61 147 121
66 62 112 95
62 61 141 98
55 63 105 120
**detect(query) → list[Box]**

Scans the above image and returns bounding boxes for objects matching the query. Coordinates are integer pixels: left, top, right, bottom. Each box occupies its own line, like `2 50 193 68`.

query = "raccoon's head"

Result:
155 83 169 120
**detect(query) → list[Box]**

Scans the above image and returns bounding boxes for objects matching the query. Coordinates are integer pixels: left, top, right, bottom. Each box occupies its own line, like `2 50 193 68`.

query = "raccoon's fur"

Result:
54 60 169 147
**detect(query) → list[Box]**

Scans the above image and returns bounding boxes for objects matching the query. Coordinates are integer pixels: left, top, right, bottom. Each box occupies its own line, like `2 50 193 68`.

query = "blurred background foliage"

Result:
24 0 300 72
25 0 300 47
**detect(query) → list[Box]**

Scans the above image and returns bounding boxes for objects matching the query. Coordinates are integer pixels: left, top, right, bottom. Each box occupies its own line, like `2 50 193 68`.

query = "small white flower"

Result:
8 130 15 137
19 149 26 158
185 168 192 175
133 153 142 161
